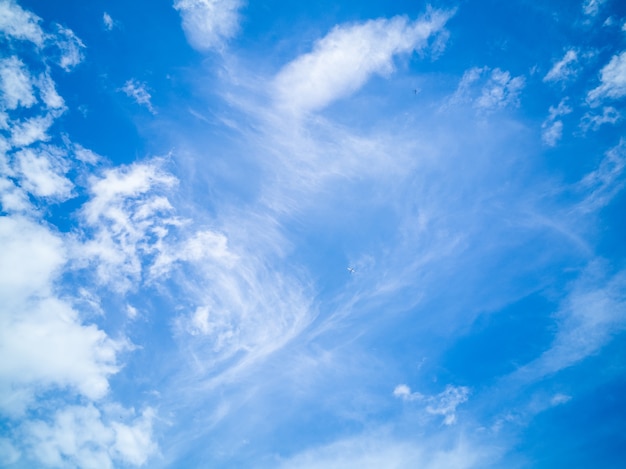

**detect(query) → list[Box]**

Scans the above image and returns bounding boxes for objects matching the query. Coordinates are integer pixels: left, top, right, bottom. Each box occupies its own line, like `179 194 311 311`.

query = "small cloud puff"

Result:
550 393 572 406
587 51 626 105
541 99 572 147
103 12 114 31
121 79 156 113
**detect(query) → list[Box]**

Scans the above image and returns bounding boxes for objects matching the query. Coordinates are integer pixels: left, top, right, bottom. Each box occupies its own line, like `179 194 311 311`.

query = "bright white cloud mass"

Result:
0 0 625 468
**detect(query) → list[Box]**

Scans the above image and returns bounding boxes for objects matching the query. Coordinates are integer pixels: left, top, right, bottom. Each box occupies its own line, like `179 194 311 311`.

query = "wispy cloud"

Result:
55 25 85 71
576 139 626 213
448 66 525 112
273 10 454 115
580 106 621 131
173 0 244 51
544 49 579 83
121 79 156 113
275 432 496 469
394 384 470 425
509 261 626 385
582 0 608 17
103 12 114 31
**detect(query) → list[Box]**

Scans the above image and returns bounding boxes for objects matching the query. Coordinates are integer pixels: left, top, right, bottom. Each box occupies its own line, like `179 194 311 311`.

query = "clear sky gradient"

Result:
1 0 625 467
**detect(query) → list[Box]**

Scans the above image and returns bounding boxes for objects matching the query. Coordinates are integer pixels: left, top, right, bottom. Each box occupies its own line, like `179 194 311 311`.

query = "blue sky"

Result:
0 0 625 467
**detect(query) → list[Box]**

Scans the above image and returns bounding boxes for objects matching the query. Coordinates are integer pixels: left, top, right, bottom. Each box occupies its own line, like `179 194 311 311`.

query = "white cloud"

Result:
542 121 563 147
121 79 155 113
103 12 114 31
0 0 45 46
77 160 179 290
580 106 621 131
73 143 101 164
0 216 64 303
36 73 65 110
511 262 626 383
10 114 54 147
273 9 453 114
550 393 572 406
24 404 156 468
582 0 607 17
151 228 237 277
547 99 573 121
14 147 73 199
174 0 243 51
587 51 626 105
173 233 313 368
394 384 470 425
0 56 36 110
276 433 493 469
0 217 123 416
475 69 524 110
0 177 30 212
543 49 579 83
577 139 626 212
449 67 525 112
0 438 20 466
126 304 138 319
55 25 85 71
541 99 572 147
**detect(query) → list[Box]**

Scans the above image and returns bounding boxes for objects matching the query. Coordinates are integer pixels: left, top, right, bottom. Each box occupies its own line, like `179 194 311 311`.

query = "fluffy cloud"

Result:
174 0 243 51
77 161 179 290
587 51 626 104
0 5 159 465
273 9 453 114
0 0 45 46
14 147 73 199
23 404 156 468
10 114 54 147
0 217 123 416
0 56 36 110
